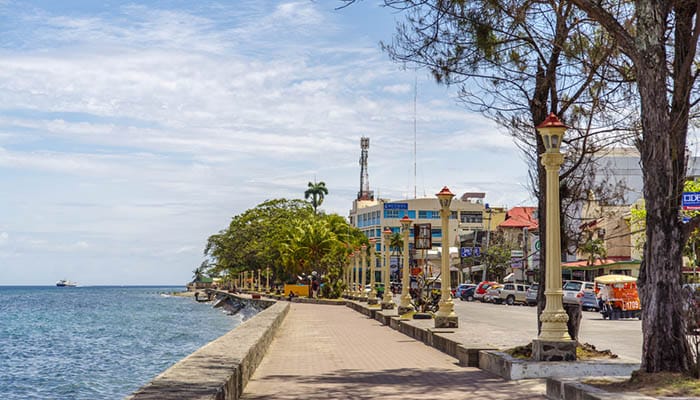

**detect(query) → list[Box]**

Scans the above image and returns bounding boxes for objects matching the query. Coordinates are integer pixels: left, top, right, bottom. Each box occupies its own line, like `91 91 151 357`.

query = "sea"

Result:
0 286 242 400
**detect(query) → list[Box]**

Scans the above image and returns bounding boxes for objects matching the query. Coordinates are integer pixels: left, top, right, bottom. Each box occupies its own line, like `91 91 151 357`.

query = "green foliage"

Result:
204 198 365 298
304 181 328 214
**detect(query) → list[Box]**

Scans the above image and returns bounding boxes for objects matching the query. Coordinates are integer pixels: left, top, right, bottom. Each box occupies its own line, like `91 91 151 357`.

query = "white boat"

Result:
56 279 77 287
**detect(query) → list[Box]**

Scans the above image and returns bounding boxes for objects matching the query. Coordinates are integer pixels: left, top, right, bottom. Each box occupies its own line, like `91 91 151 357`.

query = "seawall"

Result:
127 292 289 400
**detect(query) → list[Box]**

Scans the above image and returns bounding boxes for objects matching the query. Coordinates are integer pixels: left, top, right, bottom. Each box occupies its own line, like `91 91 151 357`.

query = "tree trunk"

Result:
635 0 692 372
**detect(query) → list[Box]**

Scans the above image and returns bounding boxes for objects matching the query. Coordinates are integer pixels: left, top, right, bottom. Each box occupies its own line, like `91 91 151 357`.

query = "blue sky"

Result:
0 0 532 285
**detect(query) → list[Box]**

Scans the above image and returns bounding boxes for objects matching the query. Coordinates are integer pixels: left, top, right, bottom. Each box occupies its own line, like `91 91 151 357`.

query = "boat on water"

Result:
56 279 77 287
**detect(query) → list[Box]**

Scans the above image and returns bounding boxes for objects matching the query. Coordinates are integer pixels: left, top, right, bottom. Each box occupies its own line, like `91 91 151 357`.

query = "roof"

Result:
498 206 538 230
562 258 641 270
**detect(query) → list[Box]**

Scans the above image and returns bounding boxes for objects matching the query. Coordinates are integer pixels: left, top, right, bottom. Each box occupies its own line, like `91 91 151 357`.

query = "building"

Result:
348 192 490 285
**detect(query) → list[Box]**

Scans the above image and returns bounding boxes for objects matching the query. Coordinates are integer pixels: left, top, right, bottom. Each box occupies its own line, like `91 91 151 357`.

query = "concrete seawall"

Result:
128 295 289 400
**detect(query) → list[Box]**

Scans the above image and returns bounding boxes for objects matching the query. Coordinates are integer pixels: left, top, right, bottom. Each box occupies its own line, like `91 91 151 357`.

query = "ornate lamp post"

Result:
353 250 361 298
266 267 270 293
398 216 415 315
257 269 261 292
368 238 379 305
532 113 575 361
435 186 458 328
381 227 395 309
360 244 368 301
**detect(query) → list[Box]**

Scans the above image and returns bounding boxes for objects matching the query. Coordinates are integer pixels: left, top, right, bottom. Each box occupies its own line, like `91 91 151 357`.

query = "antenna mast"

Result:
413 76 417 199
358 137 374 200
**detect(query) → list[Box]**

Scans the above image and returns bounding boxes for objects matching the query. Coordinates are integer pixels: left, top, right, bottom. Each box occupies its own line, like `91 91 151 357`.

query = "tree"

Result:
304 181 329 214
342 0 633 334
567 0 700 371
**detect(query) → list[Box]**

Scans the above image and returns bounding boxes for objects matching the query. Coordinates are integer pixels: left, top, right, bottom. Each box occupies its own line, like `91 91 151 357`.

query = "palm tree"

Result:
304 181 328 214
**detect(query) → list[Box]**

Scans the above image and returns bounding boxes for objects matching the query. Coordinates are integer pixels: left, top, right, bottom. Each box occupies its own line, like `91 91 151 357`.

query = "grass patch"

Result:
504 342 618 360
586 371 700 397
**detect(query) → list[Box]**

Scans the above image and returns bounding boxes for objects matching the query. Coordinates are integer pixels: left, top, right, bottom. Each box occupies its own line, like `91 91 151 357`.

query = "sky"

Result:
0 0 533 285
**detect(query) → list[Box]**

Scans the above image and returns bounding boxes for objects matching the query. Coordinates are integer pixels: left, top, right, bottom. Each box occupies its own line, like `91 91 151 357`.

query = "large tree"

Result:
568 0 699 373
342 0 633 331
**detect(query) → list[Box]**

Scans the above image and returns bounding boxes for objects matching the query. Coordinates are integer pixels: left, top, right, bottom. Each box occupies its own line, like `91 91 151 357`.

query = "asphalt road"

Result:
451 298 642 362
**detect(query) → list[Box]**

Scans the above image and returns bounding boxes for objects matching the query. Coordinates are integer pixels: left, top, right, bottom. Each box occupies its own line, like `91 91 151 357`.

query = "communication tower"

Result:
358 137 374 200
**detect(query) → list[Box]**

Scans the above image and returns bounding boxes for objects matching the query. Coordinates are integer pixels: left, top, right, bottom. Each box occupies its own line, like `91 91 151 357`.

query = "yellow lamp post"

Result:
360 244 368 302
354 250 361 298
346 254 352 297
368 238 379 305
266 267 270 293
257 269 261 292
532 113 576 361
398 216 415 315
435 186 458 328
381 227 395 309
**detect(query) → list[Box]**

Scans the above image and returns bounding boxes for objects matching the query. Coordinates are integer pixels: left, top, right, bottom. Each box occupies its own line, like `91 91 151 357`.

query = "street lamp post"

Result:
398 216 415 315
435 186 458 328
266 267 270 293
360 244 368 302
381 227 395 309
347 255 353 298
532 113 576 361
257 269 261 292
354 250 361 299
368 238 379 305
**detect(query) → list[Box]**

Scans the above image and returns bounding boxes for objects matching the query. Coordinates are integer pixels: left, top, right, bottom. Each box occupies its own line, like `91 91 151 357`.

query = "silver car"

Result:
525 283 539 306
562 280 594 305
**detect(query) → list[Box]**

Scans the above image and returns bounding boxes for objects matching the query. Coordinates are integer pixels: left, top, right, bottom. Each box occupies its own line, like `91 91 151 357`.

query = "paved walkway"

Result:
241 303 546 400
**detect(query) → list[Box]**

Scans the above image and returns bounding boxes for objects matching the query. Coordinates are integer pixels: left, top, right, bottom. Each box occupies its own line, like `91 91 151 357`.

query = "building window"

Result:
460 212 483 224
432 229 442 238
384 209 400 219
450 211 457 219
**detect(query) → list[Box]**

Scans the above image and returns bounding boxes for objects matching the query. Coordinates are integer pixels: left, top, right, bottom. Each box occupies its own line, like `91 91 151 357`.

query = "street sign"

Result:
473 247 481 257
683 192 700 210
414 223 432 249
460 247 472 257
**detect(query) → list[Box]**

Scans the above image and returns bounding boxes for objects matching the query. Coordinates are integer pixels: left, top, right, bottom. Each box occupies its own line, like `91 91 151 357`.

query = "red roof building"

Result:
498 206 538 230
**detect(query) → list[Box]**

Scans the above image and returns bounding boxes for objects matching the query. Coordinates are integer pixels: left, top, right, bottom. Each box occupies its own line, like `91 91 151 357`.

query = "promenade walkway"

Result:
241 303 546 399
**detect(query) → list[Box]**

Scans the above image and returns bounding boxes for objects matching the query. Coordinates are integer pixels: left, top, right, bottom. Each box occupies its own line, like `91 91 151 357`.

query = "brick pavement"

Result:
241 303 546 400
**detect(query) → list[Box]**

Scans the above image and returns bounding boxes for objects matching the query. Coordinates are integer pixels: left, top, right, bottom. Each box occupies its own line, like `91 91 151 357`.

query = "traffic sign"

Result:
460 247 472 257
473 247 481 257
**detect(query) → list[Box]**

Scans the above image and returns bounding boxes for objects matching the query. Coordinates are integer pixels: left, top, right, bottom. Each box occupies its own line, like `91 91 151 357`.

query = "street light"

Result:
435 186 458 328
381 227 395 309
344 254 352 297
354 250 361 298
532 112 575 361
360 244 368 302
368 238 378 305
398 216 415 315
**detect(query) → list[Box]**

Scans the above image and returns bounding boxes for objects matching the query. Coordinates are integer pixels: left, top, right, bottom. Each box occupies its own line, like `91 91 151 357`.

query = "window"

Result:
450 211 457 219
504 284 514 291
384 209 400 219
460 212 483 224
431 229 442 238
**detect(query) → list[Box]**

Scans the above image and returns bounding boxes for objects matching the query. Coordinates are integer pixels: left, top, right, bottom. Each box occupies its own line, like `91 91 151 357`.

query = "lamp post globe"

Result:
532 112 576 361
381 227 395 309
435 186 458 328
398 216 415 315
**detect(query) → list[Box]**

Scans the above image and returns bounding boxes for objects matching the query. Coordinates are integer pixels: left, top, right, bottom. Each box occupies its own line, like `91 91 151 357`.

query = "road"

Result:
451 299 642 362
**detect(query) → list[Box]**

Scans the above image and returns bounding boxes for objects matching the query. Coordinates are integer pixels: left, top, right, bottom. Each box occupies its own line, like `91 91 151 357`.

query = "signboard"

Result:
683 192 700 210
414 223 432 249
511 250 524 269
384 202 408 210
411 267 423 276
460 246 481 257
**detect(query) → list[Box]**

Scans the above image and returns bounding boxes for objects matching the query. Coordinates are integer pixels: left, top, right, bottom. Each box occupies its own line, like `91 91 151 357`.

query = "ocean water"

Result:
0 286 241 399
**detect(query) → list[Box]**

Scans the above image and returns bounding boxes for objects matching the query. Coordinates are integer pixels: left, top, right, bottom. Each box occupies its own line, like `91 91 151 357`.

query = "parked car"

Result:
581 289 600 311
459 286 477 301
484 284 504 303
474 281 497 302
562 280 594 305
525 283 539 306
455 283 476 299
498 283 530 305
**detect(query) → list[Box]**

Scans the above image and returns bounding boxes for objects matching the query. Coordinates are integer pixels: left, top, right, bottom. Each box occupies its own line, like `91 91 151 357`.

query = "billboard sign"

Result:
414 223 432 249
683 192 700 210
384 202 408 210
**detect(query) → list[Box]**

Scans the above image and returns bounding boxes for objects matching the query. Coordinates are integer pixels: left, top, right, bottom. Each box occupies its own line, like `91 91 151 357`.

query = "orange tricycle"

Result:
594 274 642 320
